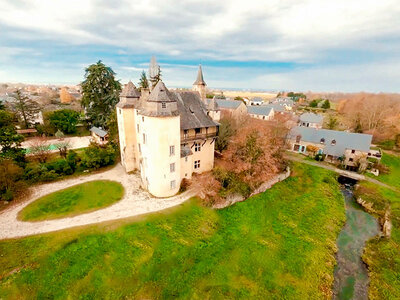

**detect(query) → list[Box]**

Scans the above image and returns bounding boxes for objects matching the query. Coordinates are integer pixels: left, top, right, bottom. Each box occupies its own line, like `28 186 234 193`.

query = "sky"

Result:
0 0 399 92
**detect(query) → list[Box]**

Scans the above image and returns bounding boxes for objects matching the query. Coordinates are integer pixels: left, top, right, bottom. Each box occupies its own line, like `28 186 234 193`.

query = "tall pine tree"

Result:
81 61 122 127
11 90 40 129
138 70 149 90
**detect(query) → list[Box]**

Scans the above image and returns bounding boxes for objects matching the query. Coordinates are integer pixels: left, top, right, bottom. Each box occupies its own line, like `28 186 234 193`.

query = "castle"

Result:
116 62 220 197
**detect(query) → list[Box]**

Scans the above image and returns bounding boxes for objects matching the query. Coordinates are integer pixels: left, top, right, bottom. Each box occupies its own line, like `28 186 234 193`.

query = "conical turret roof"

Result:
193 65 206 86
121 81 140 97
148 80 175 102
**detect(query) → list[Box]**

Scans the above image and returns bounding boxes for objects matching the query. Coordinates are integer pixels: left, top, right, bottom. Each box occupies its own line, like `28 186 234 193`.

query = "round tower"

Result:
116 81 141 172
137 80 181 197
192 64 207 103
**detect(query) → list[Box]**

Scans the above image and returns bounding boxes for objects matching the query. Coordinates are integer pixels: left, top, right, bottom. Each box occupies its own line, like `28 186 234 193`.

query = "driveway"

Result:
0 164 195 240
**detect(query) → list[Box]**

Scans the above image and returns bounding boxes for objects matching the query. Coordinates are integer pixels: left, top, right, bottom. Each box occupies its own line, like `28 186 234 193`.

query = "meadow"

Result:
0 164 345 299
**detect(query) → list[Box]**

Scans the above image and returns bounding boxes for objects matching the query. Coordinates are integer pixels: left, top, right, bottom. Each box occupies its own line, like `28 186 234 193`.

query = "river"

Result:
332 179 380 300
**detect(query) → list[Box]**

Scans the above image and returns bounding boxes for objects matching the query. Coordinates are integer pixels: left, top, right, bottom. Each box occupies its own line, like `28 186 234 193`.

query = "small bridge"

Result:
336 169 365 181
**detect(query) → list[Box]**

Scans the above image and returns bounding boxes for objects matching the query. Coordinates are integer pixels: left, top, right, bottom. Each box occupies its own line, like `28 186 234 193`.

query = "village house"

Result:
249 97 263 106
287 126 379 171
298 112 323 128
247 105 274 120
117 64 219 197
272 97 294 111
90 126 109 145
210 98 247 120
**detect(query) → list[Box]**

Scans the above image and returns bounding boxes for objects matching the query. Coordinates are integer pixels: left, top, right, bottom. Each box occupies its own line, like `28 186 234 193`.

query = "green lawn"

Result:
356 181 400 299
0 164 345 299
18 180 124 221
376 152 400 190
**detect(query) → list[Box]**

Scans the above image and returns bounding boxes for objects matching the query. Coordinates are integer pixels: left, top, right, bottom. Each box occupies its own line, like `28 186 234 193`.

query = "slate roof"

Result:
90 126 108 138
193 65 206 85
251 97 263 103
289 127 372 157
299 113 323 124
247 105 274 116
148 81 175 102
264 103 285 112
175 91 218 130
211 99 242 109
121 81 140 98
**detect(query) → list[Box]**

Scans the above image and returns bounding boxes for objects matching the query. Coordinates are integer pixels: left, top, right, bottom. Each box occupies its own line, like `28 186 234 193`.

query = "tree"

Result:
215 117 236 152
321 100 330 109
81 61 122 128
106 110 119 144
309 100 319 108
0 110 24 162
327 115 338 130
0 101 5 110
54 139 70 159
138 70 149 90
0 159 25 201
29 137 52 163
11 90 40 128
49 109 80 134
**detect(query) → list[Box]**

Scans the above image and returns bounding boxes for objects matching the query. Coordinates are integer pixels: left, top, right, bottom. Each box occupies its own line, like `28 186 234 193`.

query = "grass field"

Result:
356 181 400 299
18 180 124 221
0 164 345 299
374 152 400 190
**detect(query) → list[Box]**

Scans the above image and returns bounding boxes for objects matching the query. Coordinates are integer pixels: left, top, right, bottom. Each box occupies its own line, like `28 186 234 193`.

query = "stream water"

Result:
333 178 380 300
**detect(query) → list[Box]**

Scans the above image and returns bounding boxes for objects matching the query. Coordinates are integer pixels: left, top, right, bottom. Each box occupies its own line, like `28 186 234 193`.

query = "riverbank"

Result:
354 182 400 299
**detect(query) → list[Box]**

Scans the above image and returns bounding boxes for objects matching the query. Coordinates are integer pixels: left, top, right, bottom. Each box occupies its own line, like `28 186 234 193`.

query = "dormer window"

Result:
161 102 166 108
331 139 336 145
320 138 325 144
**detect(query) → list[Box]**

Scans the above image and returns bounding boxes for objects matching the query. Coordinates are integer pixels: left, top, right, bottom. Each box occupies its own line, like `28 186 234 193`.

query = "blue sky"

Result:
1 0 399 92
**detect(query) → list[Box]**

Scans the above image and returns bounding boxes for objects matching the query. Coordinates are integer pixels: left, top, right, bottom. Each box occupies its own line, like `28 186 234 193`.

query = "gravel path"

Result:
0 164 195 240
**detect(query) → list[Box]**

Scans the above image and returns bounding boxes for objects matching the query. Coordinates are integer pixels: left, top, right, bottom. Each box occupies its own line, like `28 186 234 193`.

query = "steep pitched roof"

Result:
289 127 372 157
247 105 274 116
193 65 206 86
207 96 219 111
121 81 140 98
299 113 323 124
148 80 175 102
175 91 218 130
264 103 285 112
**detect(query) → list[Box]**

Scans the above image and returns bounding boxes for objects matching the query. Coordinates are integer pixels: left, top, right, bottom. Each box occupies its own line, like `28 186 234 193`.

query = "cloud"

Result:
0 0 399 91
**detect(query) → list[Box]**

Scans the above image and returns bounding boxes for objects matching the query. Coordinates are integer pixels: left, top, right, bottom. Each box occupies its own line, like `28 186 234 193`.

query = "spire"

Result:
120 81 140 98
149 56 159 79
193 64 206 86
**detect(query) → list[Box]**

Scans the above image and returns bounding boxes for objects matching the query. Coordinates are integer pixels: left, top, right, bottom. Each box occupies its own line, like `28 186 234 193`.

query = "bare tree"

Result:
29 137 52 163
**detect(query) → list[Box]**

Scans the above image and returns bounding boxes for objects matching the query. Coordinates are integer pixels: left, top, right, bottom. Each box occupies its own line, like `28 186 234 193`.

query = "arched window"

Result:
320 138 325 144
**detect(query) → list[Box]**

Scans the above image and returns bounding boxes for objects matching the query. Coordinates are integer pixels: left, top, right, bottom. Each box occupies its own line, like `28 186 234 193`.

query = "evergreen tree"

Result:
0 110 24 162
81 61 122 127
138 70 149 90
11 90 40 128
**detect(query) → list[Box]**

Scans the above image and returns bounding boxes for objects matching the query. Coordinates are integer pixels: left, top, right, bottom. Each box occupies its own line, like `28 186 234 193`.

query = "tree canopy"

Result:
0 110 24 162
11 90 40 128
49 109 80 134
138 71 149 90
81 61 122 127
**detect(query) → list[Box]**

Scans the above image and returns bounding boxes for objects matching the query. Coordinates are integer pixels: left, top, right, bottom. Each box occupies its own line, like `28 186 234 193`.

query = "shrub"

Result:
23 165 59 183
66 150 81 171
82 143 118 169
46 159 74 175
0 159 25 201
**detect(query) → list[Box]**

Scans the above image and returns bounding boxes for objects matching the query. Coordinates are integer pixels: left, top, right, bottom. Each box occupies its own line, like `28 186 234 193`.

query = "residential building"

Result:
117 64 219 197
210 98 247 119
298 113 323 128
249 97 263 106
288 126 377 171
247 105 274 120
90 126 109 145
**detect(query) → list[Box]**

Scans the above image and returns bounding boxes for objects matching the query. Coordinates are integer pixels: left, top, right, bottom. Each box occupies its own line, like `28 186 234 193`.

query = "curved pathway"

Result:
0 164 195 240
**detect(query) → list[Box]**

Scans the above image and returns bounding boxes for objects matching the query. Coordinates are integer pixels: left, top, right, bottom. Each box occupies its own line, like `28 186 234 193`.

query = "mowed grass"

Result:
357 181 400 299
18 180 124 221
372 152 400 190
0 164 345 299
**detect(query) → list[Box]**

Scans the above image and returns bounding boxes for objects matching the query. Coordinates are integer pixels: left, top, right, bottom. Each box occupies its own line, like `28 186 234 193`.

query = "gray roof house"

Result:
299 113 323 128
90 126 108 138
247 106 274 120
212 99 243 110
288 126 373 157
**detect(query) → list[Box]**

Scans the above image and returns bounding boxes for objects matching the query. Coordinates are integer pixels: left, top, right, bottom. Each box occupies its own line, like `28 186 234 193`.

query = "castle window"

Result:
170 180 176 189
162 102 166 108
351 149 355 154
118 108 121 115
170 145 175 156
195 142 201 152
185 157 188 162
184 130 188 138
170 163 175 173
296 135 301 143
194 160 200 169
349 158 354 162
143 134 146 144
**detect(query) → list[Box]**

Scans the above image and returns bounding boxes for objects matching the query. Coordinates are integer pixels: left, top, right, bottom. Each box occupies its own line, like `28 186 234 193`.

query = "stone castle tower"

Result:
192 65 207 102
